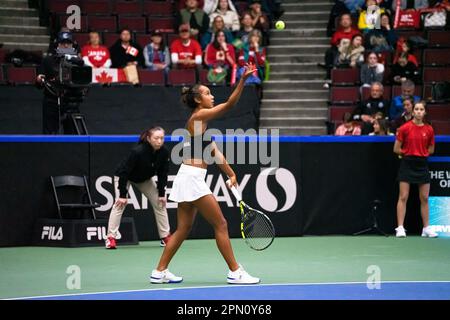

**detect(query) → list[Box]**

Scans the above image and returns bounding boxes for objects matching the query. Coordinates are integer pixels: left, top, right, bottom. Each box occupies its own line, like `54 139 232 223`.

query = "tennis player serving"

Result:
150 63 260 285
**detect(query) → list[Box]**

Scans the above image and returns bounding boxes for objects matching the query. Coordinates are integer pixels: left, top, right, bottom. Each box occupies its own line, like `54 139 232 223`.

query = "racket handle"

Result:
226 179 242 202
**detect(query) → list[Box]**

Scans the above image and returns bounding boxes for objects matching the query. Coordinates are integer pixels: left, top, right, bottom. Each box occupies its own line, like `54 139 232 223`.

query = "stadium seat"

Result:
6 66 37 85
329 106 355 122
427 104 450 121
0 49 7 64
167 69 196 86
0 66 4 84
167 33 178 46
428 31 450 48
114 1 143 16
138 69 165 85
331 68 359 85
361 85 392 101
431 121 450 135
48 0 80 14
135 34 151 47
88 16 117 32
103 33 119 48
148 17 175 33
118 17 146 32
72 32 90 46
392 85 422 97
81 0 111 15
235 1 249 14
329 87 359 105
423 67 450 83
143 1 174 16
423 49 450 66
59 14 88 32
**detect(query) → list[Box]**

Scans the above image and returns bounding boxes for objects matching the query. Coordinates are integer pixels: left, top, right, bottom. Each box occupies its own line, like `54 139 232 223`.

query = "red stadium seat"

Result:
48 0 81 14
361 85 392 101
88 16 117 32
167 33 178 46
331 68 359 85
167 69 196 86
59 14 88 32
114 1 143 16
427 104 450 121
81 0 111 15
148 17 175 33
118 17 146 32
143 1 174 16
392 85 422 97
428 31 450 48
396 30 424 39
0 49 8 64
431 121 450 135
138 69 165 85
329 87 360 105
72 32 90 46
423 67 450 83
329 106 355 122
423 49 450 66
6 66 36 85
103 33 119 48
135 34 151 47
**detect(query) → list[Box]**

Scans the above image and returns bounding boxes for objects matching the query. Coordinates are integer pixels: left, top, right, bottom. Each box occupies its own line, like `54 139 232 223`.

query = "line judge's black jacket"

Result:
115 142 170 198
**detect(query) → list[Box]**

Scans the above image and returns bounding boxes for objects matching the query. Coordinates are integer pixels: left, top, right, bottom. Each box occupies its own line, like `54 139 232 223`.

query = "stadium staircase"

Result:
0 0 49 52
260 0 333 135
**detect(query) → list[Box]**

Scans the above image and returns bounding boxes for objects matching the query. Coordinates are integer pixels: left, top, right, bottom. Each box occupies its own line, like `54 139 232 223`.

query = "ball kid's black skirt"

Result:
397 156 430 184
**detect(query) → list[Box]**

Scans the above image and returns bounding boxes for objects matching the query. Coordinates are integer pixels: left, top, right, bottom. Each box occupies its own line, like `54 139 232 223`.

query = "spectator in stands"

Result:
209 0 240 32
358 0 386 32
364 13 398 52
392 0 429 10
234 13 255 49
353 81 390 133
335 112 362 135
143 30 170 72
176 0 210 40
326 1 351 37
393 39 418 67
390 97 414 132
81 31 112 69
336 34 365 68
201 15 234 49
360 52 385 87
369 118 392 135
237 29 266 84
390 79 421 119
391 53 420 84
170 24 203 70
321 13 361 78
248 0 270 45
110 28 145 68
205 30 236 83
343 0 367 13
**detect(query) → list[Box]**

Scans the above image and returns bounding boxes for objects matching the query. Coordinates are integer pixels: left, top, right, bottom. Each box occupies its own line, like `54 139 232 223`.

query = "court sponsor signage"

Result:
429 158 450 237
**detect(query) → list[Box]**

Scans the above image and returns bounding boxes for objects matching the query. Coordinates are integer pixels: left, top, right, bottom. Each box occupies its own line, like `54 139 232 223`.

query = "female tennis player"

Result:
106 127 172 249
393 101 438 238
150 63 260 285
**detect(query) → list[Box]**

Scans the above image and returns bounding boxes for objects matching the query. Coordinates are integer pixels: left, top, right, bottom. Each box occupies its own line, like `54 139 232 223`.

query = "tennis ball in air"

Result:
275 20 285 30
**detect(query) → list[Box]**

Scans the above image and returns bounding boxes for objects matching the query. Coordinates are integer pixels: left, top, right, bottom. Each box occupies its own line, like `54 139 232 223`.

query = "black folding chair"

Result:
50 175 100 219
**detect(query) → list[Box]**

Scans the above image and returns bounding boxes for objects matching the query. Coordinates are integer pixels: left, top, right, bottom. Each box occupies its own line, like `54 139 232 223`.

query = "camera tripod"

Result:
353 200 389 237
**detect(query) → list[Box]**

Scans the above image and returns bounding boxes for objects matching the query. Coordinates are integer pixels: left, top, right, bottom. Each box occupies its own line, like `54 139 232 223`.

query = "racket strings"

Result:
243 208 275 250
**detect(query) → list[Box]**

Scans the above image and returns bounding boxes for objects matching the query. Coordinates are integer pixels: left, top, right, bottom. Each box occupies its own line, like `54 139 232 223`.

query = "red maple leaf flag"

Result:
92 68 118 83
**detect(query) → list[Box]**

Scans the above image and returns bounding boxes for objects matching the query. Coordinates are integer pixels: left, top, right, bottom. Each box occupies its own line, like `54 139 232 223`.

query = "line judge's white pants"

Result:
107 176 170 239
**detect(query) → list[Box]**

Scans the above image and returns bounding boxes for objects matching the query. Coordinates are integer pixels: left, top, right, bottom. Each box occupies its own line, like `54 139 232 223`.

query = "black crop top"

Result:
182 134 213 159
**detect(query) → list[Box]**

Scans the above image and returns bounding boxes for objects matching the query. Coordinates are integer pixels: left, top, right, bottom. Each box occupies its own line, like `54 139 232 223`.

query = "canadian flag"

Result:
91 68 127 83
126 46 139 57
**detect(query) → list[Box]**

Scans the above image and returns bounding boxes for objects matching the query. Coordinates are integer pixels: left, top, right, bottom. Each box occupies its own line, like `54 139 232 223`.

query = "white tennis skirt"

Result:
168 163 212 203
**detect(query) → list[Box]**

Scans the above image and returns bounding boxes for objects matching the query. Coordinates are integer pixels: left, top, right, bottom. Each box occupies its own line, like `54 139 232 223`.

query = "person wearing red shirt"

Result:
170 24 203 69
81 31 111 68
393 101 438 238
205 30 236 83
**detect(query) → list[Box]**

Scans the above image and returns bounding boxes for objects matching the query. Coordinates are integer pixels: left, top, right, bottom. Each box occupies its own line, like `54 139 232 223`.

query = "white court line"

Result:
5 280 450 300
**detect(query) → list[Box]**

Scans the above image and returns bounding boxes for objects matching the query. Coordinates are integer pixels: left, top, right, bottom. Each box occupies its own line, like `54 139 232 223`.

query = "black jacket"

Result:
353 98 390 120
109 40 145 68
115 143 170 198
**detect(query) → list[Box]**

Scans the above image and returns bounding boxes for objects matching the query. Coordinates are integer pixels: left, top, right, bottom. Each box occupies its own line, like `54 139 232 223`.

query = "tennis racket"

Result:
227 180 275 251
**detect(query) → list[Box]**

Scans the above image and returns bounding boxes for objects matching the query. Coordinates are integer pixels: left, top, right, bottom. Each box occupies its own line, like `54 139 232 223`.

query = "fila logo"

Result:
41 226 63 240
86 227 122 241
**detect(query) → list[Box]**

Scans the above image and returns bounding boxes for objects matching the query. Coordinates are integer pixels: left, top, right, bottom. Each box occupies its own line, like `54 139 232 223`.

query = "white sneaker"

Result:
150 269 183 284
395 226 407 238
227 264 260 285
421 226 438 238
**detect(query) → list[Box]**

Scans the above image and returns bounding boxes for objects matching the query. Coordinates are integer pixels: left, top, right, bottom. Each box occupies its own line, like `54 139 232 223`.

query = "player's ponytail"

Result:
181 84 202 110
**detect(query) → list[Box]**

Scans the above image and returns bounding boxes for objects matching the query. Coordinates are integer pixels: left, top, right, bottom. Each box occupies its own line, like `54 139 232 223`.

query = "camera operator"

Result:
36 31 86 134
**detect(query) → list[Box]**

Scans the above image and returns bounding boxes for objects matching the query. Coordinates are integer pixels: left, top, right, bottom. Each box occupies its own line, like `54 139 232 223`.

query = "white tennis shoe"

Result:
421 226 438 238
395 226 407 238
227 264 260 285
150 269 183 284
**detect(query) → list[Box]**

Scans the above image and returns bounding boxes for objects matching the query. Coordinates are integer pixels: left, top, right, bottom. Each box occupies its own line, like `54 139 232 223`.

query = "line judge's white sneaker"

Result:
421 226 438 238
395 226 407 238
150 269 183 284
227 264 260 285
